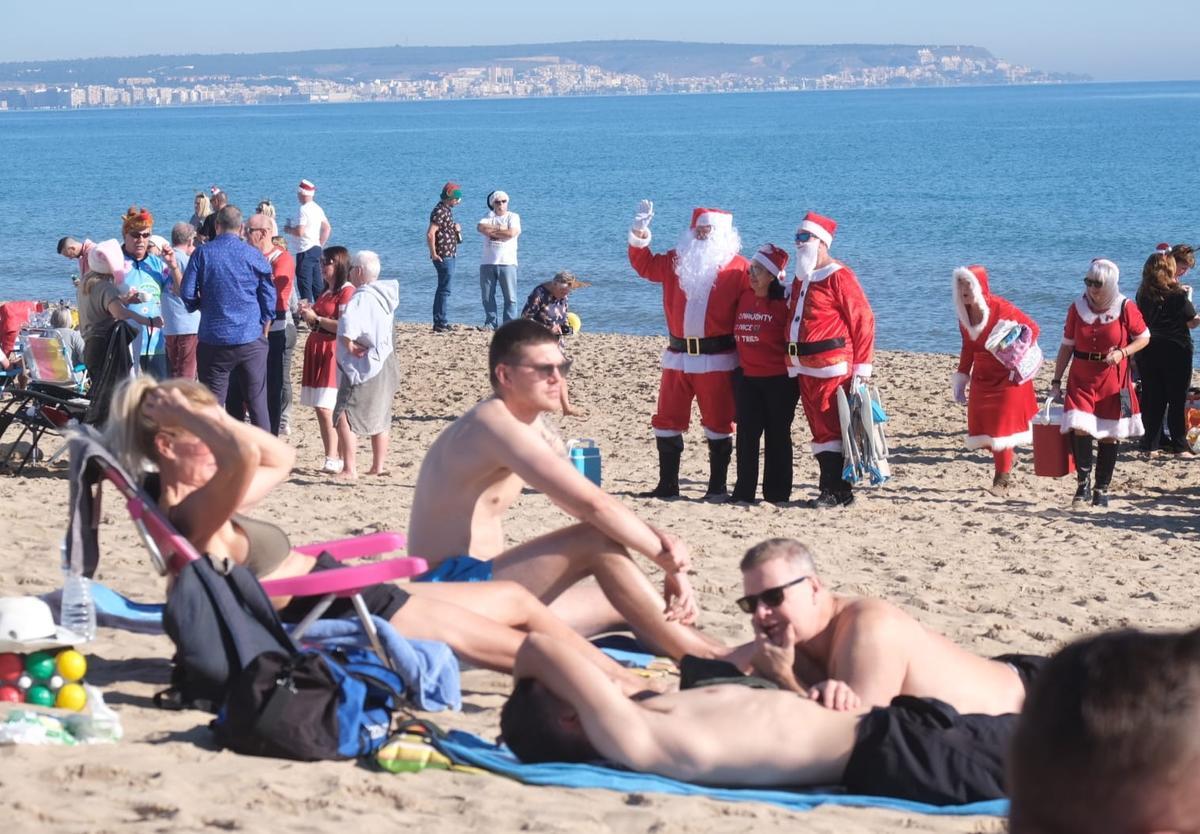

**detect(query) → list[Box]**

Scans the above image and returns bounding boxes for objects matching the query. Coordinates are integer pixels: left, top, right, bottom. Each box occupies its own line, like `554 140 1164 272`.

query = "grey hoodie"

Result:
336 279 400 385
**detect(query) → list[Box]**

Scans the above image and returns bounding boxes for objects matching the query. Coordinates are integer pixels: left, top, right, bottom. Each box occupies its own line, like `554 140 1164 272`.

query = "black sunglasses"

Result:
1083 278 1104 288
736 576 809 613
511 359 572 380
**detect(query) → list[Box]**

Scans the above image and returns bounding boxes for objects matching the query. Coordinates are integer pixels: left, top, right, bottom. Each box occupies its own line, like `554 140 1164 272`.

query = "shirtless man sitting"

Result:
500 633 1015 806
407 319 724 660
727 538 1039 714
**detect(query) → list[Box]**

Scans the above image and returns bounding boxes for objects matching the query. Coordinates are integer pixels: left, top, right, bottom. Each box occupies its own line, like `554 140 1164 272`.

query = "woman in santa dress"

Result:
951 265 1040 496
1049 258 1150 508
298 246 355 473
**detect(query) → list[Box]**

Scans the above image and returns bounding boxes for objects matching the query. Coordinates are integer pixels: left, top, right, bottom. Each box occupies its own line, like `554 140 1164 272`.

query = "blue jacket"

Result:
181 234 274 346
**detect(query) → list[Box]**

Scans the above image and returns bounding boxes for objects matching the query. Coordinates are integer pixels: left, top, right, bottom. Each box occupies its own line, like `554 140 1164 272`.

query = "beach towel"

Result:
410 729 1009 817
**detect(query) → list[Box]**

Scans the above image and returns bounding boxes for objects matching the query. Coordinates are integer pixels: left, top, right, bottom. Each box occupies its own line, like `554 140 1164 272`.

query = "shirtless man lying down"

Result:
726 538 1041 714
407 319 724 660
501 633 1016 806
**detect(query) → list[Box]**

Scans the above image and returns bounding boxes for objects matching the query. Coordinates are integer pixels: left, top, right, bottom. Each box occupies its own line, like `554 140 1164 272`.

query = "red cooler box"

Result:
1032 401 1074 477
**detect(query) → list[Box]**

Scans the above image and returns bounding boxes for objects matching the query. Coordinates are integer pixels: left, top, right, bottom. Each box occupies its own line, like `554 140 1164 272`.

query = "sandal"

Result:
321 457 344 474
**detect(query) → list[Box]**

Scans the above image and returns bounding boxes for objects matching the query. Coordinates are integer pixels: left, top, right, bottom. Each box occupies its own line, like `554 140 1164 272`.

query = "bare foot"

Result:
333 470 358 482
365 468 388 476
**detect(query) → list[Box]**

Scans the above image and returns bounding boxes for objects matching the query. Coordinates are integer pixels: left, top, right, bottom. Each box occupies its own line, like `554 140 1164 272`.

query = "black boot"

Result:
1072 434 1094 507
1093 442 1118 508
704 437 733 499
808 452 854 508
640 435 683 499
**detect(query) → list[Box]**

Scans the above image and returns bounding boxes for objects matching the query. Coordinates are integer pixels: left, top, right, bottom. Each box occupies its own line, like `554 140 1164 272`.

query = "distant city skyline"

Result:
2 0 1197 82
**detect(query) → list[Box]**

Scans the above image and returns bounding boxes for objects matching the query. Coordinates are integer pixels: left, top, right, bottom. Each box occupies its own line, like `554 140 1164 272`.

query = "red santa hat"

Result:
690 207 733 231
1155 242 1172 256
751 243 789 280
298 179 317 195
798 211 837 247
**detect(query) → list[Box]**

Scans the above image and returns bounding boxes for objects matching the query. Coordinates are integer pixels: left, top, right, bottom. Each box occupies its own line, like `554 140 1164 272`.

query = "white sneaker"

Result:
321 457 344 474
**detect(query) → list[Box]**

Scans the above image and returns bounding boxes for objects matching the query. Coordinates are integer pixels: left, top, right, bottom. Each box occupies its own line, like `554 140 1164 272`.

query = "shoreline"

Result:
0 323 1196 832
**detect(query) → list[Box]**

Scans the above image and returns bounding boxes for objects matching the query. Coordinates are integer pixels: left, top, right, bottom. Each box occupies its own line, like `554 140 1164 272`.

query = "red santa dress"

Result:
628 238 749 438
952 266 1039 451
785 261 875 453
300 283 353 410
1061 295 1148 439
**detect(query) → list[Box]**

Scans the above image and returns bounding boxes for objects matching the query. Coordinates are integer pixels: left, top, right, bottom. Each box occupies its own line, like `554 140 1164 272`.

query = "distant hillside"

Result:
0 40 1022 85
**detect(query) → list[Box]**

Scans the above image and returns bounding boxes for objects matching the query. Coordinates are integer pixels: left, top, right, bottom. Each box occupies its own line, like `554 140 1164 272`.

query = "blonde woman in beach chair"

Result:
100 375 652 692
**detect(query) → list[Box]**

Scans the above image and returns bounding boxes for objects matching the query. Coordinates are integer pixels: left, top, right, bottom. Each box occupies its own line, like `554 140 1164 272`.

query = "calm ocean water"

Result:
3 82 1199 357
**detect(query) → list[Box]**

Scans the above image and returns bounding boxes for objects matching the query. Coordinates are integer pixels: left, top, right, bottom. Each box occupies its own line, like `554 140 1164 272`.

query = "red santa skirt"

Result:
1062 358 1144 440
300 331 339 410
966 374 1037 451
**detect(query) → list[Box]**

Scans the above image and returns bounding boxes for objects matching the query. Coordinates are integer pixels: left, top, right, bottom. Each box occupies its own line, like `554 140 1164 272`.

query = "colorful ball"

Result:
55 650 87 683
54 683 87 712
0 653 22 680
0 685 22 703
48 675 64 691
26 684 54 707
16 674 32 691
25 651 55 681
566 312 582 334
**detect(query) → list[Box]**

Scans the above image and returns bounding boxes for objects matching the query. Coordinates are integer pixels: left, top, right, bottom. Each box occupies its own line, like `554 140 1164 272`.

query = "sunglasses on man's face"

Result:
510 359 572 380
735 576 809 613
795 231 817 244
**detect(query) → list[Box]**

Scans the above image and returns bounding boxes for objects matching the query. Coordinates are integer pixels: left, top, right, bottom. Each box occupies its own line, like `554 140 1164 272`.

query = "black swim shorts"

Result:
278 552 411 624
842 696 1017 805
992 653 1048 691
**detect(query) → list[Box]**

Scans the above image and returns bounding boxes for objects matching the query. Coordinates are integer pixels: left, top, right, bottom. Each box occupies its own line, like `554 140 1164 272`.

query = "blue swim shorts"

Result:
413 554 494 583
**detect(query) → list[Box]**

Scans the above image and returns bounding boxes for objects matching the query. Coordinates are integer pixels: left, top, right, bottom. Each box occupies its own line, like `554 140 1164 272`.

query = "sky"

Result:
2 0 1196 82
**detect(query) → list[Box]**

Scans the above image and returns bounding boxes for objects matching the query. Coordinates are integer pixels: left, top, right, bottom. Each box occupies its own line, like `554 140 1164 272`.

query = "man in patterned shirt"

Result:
427 181 463 333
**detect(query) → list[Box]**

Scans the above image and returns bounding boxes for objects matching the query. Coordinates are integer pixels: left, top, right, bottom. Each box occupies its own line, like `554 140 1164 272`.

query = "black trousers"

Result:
733 372 799 502
1136 340 1193 450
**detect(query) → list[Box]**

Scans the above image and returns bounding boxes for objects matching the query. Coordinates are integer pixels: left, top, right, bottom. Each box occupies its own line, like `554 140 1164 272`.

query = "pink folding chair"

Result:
83 439 426 669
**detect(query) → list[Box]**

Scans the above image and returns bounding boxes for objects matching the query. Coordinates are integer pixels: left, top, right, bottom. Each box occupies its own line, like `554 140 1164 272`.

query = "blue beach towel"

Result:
429 730 1009 817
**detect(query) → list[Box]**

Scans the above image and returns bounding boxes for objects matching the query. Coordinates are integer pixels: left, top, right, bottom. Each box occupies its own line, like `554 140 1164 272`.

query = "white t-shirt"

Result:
293 200 327 253
478 211 521 266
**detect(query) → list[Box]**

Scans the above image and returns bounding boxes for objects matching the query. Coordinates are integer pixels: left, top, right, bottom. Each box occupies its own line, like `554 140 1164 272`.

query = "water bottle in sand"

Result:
60 540 96 641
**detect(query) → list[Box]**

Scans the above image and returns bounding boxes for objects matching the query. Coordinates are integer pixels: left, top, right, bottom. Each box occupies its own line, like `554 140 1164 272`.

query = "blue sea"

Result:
3 82 1199 356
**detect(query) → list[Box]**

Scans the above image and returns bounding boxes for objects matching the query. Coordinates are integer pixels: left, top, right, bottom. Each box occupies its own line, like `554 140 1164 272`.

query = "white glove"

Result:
631 199 654 232
951 374 968 405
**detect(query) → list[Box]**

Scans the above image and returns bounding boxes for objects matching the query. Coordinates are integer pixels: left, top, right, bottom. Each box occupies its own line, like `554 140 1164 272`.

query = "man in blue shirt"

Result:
181 205 275 430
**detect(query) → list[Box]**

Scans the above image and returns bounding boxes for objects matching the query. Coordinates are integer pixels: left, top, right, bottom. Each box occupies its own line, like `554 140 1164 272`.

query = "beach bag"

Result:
213 645 405 761
1032 400 1074 477
984 319 1043 385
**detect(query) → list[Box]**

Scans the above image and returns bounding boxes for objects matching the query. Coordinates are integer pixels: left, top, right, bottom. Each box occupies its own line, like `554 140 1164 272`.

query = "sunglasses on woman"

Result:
1083 278 1104 288
735 576 809 613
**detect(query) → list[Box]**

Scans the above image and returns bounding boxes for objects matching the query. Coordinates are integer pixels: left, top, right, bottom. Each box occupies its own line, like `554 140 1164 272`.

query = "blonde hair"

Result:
194 192 212 219
81 269 112 297
105 376 217 476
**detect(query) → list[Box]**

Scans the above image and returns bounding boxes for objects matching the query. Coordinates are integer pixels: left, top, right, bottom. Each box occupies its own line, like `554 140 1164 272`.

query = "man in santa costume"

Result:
785 211 876 508
628 200 749 499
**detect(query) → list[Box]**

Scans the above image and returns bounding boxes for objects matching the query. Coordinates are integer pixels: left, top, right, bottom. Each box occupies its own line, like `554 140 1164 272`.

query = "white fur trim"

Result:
799 219 833 247
811 439 844 454
660 348 740 374
806 262 840 284
852 364 872 379
1072 294 1125 325
952 267 990 340
965 427 1032 451
628 230 651 248
682 274 715 336
1060 409 1145 440
653 428 683 438
703 427 734 440
751 251 786 279
695 211 733 230
792 361 849 379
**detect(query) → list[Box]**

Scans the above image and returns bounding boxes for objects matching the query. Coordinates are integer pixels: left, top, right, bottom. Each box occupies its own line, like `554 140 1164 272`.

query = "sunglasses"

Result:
795 231 816 244
511 359 572 379
735 576 809 613
1083 278 1104 288
129 231 152 239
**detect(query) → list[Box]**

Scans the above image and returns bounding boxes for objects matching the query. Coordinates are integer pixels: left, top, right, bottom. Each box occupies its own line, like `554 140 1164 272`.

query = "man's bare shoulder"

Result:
834 597 921 642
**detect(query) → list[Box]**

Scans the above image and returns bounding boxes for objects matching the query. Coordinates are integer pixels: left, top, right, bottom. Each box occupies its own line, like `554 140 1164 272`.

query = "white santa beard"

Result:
794 241 819 279
675 227 741 298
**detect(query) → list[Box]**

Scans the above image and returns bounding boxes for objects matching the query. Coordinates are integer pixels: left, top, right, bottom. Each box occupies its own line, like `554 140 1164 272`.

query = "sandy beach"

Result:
1 322 1196 833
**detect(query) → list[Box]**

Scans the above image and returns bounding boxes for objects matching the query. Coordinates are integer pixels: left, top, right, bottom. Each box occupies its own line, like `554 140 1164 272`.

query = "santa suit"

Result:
628 239 749 438
952 268 1040 452
1061 296 1148 440
785 261 875 453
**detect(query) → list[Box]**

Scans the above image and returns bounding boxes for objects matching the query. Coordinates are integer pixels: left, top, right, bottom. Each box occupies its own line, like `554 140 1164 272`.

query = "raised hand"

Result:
631 199 655 232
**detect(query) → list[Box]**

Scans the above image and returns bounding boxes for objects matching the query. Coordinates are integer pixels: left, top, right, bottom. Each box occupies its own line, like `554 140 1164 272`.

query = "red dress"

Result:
953 267 1039 451
1061 296 1149 439
300 284 353 410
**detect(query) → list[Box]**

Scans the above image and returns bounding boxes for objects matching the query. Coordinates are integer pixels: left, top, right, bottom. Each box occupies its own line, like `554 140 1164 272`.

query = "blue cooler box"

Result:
568 439 602 486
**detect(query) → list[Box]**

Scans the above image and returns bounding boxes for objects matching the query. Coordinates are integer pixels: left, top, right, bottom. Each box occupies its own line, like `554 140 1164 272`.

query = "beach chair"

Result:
0 329 89 474
836 379 891 487
64 426 427 669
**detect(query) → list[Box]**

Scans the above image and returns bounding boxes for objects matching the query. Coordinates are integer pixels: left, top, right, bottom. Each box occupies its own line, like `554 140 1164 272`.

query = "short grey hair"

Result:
1087 258 1119 286
171 222 196 246
50 308 73 329
215 205 243 234
352 250 381 282
739 538 818 575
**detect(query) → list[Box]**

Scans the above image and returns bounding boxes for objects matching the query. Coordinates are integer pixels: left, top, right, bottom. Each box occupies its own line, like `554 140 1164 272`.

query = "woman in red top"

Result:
298 246 355 473
951 265 1040 495
730 244 797 503
1049 258 1150 508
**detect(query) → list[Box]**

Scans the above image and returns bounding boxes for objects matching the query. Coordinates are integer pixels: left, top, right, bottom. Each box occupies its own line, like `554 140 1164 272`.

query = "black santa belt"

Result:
1073 350 1113 361
668 334 736 356
787 336 846 358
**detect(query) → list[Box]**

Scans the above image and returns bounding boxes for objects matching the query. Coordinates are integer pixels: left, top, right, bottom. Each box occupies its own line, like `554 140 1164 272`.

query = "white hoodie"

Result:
336 279 400 386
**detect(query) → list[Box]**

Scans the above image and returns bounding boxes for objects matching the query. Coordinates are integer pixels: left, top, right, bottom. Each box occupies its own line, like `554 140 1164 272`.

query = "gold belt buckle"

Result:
686 337 701 356
787 342 799 357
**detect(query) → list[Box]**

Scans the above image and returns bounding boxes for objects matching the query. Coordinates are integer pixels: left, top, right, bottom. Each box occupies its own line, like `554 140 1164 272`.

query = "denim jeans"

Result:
432 256 455 328
479 264 518 327
296 247 322 303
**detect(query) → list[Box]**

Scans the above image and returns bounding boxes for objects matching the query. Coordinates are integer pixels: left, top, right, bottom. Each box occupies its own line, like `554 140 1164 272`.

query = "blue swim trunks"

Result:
413 555 494 583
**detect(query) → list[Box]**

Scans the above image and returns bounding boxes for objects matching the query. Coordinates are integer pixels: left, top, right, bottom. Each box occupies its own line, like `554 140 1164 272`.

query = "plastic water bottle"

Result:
60 541 96 641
